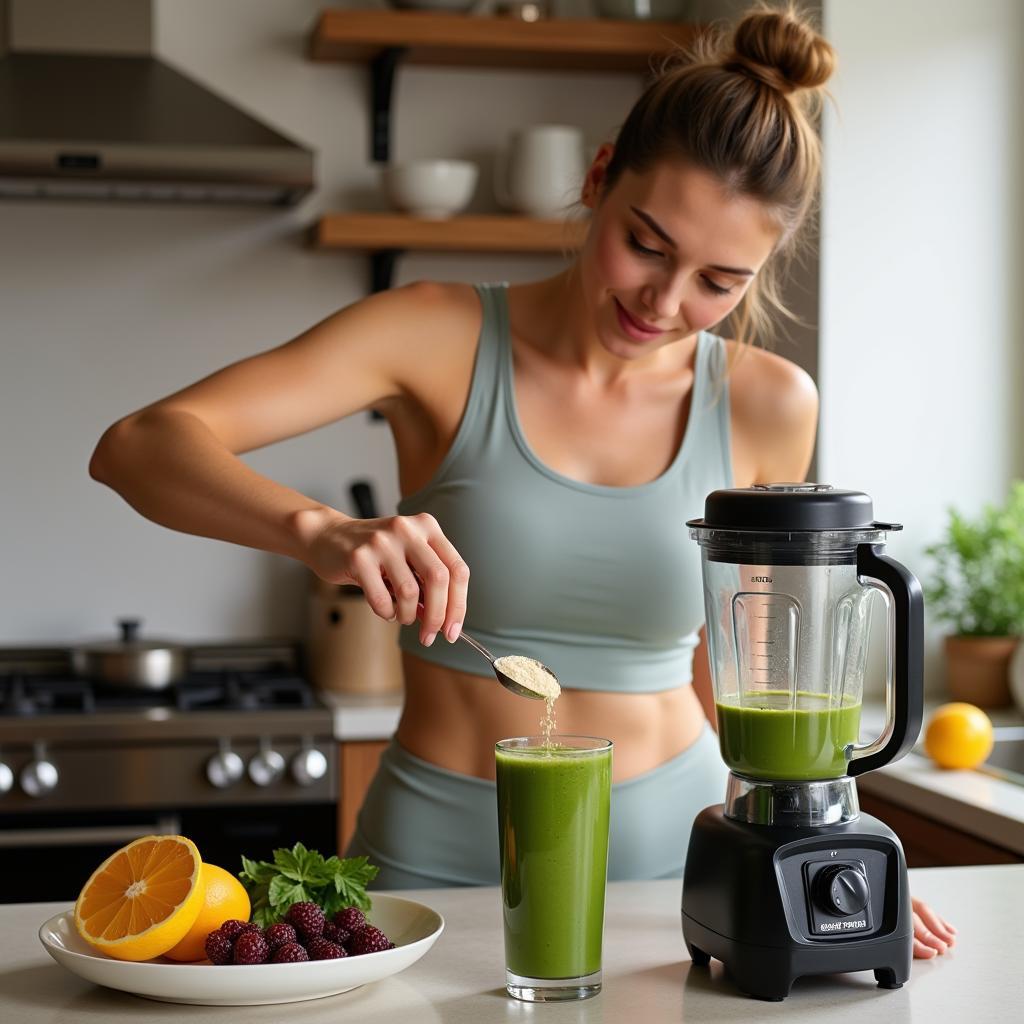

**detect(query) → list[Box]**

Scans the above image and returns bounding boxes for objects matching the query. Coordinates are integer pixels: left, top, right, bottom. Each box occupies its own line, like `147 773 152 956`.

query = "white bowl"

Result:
38 894 444 1006
382 160 479 219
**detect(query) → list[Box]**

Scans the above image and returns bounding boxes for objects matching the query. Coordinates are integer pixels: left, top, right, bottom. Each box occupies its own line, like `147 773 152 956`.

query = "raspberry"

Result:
285 901 326 940
264 922 298 950
305 937 347 961
322 922 348 945
333 907 367 935
348 925 394 955
219 919 250 940
270 941 310 964
232 930 270 965
204 929 234 965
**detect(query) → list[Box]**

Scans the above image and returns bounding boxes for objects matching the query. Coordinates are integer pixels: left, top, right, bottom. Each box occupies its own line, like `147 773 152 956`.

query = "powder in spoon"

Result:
493 655 561 699
493 656 562 746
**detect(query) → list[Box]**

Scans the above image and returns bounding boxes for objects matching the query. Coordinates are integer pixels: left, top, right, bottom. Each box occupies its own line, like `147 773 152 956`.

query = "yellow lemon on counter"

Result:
923 702 994 769
74 835 204 962
164 862 252 962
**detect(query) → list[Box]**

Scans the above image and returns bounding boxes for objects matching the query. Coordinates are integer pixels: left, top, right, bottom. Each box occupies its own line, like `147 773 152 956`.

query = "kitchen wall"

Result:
820 0 1024 692
22 0 1012 666
5 0 799 644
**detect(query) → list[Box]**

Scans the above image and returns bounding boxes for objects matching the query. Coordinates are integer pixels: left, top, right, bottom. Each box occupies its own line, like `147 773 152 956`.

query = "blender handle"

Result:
847 544 925 776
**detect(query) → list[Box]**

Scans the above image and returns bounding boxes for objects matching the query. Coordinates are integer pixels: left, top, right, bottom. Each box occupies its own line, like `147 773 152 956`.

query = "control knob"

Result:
291 746 328 786
206 744 245 789
248 740 285 787
0 759 13 795
21 755 59 797
816 865 870 917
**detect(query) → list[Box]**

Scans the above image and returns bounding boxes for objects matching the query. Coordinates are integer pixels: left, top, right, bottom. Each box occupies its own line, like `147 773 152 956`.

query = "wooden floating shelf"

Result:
314 213 587 254
309 10 698 72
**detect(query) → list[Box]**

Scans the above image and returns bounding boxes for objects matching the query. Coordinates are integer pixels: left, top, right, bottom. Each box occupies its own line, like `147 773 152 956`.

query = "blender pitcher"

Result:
688 484 924 783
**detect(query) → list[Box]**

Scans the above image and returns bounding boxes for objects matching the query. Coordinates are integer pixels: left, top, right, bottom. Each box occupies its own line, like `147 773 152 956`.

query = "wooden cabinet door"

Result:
859 792 1021 867
337 740 388 854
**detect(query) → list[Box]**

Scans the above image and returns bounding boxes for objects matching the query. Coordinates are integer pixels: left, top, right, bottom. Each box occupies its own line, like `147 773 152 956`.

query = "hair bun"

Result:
725 6 836 95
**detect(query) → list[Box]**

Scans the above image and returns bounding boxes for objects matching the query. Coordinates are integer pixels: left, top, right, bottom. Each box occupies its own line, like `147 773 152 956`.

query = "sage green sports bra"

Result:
398 283 733 692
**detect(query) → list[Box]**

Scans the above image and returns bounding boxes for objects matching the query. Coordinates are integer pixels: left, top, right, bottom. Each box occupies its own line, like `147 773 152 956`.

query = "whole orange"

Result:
923 702 994 770
164 862 251 962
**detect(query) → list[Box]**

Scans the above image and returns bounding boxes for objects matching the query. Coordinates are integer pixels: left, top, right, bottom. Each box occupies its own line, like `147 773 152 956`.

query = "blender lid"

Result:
688 483 901 533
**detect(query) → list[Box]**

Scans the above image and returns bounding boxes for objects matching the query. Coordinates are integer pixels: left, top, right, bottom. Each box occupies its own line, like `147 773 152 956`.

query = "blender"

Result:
682 484 924 1000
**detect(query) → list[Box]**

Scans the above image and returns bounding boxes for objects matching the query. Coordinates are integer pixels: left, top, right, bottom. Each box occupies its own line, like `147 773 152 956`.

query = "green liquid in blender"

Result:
716 692 862 781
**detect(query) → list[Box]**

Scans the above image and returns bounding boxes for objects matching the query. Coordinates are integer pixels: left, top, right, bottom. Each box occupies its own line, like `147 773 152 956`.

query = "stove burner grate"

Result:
0 677 95 717
0 672 315 716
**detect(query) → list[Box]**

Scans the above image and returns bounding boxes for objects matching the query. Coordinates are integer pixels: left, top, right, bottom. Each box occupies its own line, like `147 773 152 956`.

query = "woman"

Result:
90 4 954 958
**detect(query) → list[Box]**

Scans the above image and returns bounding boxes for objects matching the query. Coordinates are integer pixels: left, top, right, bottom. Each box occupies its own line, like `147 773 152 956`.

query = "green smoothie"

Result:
716 691 862 780
495 738 612 981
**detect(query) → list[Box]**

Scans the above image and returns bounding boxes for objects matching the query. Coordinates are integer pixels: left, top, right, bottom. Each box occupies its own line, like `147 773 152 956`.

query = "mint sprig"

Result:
238 842 379 928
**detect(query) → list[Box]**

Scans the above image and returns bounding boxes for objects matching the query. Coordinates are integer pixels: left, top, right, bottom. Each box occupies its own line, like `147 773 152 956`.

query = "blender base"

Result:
681 803 913 1001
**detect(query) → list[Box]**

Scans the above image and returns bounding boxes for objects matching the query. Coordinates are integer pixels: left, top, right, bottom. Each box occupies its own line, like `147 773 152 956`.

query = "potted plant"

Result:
924 481 1024 707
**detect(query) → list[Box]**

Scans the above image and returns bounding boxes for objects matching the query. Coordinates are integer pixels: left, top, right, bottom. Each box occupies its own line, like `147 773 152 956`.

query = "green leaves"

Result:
238 843 380 928
925 481 1024 637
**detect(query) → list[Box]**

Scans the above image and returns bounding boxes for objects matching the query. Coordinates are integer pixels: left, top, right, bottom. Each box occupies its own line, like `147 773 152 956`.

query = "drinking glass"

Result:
495 735 612 1001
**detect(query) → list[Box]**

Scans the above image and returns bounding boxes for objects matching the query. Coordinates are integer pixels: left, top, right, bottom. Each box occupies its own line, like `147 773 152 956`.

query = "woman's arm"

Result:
726 343 819 488
690 628 717 730
89 281 469 645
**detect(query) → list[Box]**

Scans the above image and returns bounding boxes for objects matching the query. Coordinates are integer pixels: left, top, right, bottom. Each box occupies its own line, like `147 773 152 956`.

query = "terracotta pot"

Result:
943 634 1018 707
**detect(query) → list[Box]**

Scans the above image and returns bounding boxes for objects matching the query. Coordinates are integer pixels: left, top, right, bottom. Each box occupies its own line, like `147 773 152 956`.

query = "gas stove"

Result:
0 642 339 902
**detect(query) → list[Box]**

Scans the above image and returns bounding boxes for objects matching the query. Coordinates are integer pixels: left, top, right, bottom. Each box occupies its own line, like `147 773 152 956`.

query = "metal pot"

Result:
71 619 187 690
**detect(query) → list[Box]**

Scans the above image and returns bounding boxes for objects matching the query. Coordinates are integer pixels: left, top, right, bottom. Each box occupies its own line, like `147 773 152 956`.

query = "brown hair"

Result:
602 3 836 348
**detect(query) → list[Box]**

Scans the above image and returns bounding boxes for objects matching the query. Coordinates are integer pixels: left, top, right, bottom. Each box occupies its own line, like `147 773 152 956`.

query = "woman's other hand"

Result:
303 510 468 648
911 896 957 958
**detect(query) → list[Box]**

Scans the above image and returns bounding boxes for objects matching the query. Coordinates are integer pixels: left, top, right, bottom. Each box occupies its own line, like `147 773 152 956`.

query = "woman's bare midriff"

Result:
395 651 709 783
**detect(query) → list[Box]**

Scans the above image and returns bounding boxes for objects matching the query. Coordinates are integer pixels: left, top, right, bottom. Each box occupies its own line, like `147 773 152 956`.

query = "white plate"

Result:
38 894 444 1006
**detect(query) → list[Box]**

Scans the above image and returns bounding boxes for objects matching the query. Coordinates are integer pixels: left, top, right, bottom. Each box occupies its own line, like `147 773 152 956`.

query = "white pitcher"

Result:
495 124 586 219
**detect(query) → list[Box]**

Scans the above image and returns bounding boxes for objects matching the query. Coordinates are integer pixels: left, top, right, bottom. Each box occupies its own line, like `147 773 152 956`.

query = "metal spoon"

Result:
383 577 558 700
455 631 558 702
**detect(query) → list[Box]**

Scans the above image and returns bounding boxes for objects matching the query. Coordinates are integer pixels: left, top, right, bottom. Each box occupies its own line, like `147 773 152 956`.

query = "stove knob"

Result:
816 865 870 917
21 758 59 797
0 760 13 795
248 746 285 787
206 750 244 789
291 747 328 786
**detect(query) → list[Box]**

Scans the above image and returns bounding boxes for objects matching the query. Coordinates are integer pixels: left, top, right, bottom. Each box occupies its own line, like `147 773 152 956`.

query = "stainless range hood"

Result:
0 4 315 205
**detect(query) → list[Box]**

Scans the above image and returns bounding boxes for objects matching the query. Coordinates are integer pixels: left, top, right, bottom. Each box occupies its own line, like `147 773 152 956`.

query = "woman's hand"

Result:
911 897 956 958
304 510 469 648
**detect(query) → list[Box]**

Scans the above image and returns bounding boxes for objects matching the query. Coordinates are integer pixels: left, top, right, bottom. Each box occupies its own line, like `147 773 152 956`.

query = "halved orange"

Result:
74 835 205 962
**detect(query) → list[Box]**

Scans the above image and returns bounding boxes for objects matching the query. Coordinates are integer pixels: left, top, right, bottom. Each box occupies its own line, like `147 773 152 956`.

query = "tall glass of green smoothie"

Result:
495 735 612 1002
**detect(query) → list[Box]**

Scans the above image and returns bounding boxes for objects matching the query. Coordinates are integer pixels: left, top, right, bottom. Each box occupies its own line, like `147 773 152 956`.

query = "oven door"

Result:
0 802 337 903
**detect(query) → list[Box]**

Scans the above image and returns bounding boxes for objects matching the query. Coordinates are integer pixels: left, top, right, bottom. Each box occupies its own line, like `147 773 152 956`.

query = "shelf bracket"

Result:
367 247 403 422
370 47 407 163
370 249 403 294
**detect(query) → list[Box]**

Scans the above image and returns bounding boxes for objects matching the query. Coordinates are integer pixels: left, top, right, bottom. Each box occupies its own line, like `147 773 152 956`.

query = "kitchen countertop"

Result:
857 701 1024 854
3 865 1022 1022
320 690 402 741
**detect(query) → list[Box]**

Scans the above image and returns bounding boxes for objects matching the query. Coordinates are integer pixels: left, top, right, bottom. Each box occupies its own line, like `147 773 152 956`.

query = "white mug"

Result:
495 124 586 219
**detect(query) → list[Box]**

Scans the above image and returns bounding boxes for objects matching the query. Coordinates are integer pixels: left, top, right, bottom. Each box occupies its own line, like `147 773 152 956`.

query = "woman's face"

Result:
578 148 781 360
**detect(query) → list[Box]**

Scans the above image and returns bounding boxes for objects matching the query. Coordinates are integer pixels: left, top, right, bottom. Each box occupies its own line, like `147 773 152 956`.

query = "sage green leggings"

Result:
345 725 727 889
